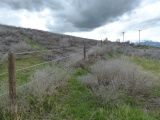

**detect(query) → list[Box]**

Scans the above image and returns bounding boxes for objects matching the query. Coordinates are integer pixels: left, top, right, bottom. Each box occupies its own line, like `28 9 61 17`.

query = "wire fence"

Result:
0 56 69 77
0 45 85 73
0 55 79 98
0 44 93 100
15 49 54 55
0 40 101 117
0 46 84 56
16 56 68 72
0 50 81 98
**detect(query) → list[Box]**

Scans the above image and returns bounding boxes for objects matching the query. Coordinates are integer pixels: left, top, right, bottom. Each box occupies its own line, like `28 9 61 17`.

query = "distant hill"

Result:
137 40 160 47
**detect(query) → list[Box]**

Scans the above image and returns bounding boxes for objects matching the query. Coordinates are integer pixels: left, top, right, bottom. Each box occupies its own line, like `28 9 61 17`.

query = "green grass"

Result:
50 69 157 120
27 41 46 50
131 56 160 74
20 33 45 50
56 69 157 119
0 52 52 94
131 56 160 115
1 53 160 119
0 67 158 119
134 45 160 50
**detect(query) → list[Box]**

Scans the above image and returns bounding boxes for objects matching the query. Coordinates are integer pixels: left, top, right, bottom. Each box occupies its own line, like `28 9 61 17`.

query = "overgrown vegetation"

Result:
0 24 160 119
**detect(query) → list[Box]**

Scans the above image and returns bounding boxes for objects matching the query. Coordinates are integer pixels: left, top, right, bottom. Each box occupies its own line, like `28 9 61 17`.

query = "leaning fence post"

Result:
8 51 17 117
84 45 86 60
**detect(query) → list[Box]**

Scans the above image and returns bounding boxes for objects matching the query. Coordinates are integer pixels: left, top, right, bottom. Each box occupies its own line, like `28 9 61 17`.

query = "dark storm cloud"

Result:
1 0 141 32
127 17 160 31
143 17 160 27
0 0 63 11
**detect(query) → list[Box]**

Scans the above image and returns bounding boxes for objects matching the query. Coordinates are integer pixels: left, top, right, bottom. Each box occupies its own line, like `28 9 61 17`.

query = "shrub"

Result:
87 45 108 59
79 57 157 104
10 41 37 52
0 66 71 118
17 66 71 99
64 53 83 67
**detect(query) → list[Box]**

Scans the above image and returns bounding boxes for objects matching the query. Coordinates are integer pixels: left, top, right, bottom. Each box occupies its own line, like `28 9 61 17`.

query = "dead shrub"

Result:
0 66 71 115
78 74 98 88
25 66 71 98
79 57 157 104
87 45 108 59
64 53 84 68
91 58 156 96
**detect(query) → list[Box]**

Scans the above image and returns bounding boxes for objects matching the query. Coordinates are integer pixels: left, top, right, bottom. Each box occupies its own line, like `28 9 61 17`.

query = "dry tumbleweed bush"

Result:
79 58 157 104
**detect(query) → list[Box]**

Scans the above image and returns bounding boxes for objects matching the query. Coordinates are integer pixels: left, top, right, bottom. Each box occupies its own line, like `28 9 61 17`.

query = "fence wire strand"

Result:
16 56 68 72
0 56 70 97
15 46 83 55
0 46 86 98
15 49 53 55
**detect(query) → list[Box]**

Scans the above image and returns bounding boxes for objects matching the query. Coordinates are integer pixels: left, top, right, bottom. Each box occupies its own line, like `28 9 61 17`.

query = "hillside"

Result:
135 40 160 47
140 40 160 47
0 24 97 61
0 24 160 119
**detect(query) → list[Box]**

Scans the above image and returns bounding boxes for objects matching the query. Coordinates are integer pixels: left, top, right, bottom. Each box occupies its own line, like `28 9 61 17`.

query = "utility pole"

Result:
138 30 141 45
122 32 125 42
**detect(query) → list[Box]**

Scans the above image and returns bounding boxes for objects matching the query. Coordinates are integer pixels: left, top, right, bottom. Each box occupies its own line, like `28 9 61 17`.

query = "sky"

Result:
0 0 160 42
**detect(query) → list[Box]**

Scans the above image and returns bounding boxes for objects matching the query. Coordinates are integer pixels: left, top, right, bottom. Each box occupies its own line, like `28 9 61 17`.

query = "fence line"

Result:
0 70 55 97
0 56 70 97
0 56 69 77
0 60 70 98
0 46 88 76
15 46 83 55
0 43 97 118
0 46 84 57
16 56 69 72
15 49 53 55
0 45 89 98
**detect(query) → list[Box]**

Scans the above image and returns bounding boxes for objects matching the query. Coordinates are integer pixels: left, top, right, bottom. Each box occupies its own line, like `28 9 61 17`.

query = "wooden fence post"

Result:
84 45 86 60
8 51 17 117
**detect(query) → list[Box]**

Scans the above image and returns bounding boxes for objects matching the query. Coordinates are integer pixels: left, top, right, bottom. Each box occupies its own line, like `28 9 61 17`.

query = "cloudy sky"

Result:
0 0 160 42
